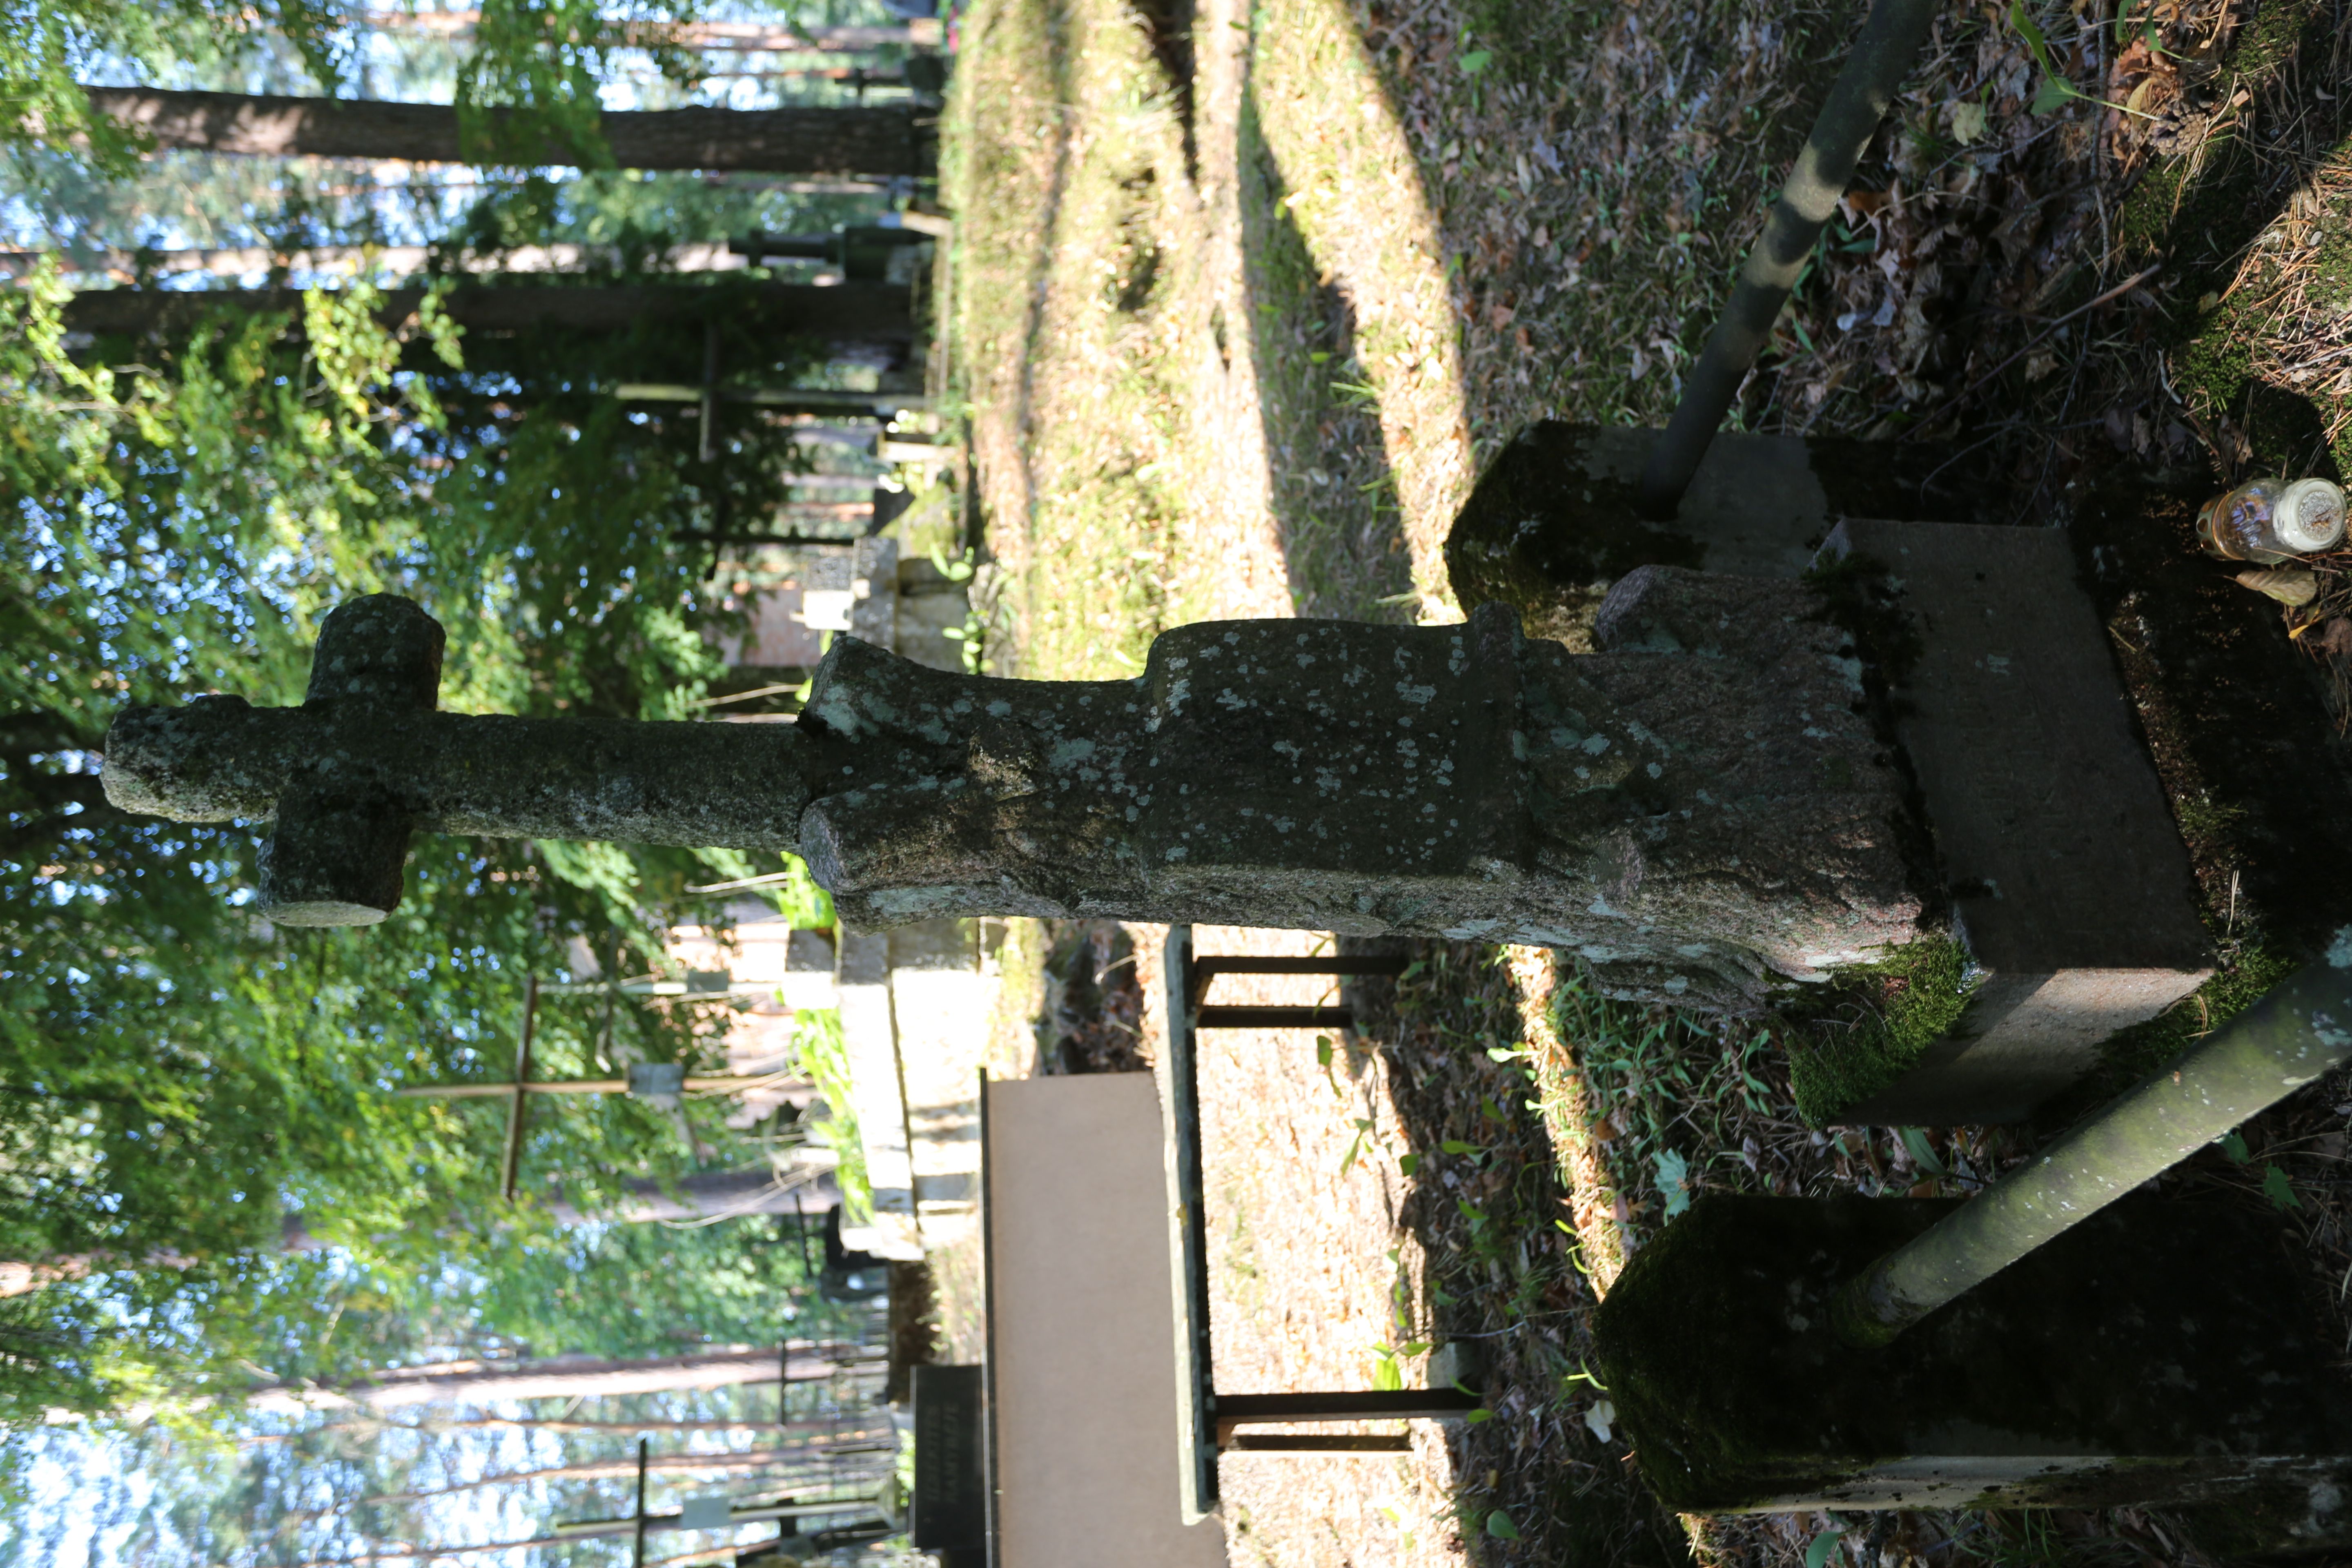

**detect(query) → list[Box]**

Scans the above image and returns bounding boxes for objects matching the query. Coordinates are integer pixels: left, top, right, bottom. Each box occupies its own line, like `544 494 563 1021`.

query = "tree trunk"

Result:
0 240 747 282
365 12 931 53
247 1343 877 1413
74 87 922 176
279 1167 839 1250
336 1414 869 1436
367 1438 897 1504
261 1413 884 1441
548 1166 841 1225
61 281 913 345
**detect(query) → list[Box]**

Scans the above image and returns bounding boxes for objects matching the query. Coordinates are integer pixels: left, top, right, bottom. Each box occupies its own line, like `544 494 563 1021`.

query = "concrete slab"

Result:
984 1074 1229 1568
1821 520 2211 1123
1595 1194 2352 1522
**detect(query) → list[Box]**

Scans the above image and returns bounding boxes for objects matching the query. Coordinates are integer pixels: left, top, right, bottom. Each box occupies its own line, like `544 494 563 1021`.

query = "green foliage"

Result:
0 0 348 172
0 0 714 178
1784 937 1979 1126
0 256 835 1420
1562 974 1779 1229
401 1209 850 1362
2091 940 2300 1091
787 1009 869 1221
452 0 715 167
0 0 911 1441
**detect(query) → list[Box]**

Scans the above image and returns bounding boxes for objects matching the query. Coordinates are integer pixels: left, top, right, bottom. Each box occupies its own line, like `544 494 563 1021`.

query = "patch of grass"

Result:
1784 936 1979 1127
942 0 1194 678
1234 89 1418 621
2107 0 2352 479
1239 0 1475 608
2087 937 2303 1094
1561 977 1783 1236
1369 941 1686 1568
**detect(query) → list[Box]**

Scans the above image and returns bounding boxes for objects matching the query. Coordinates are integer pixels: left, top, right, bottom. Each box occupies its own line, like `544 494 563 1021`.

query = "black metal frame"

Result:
1162 928 1477 1521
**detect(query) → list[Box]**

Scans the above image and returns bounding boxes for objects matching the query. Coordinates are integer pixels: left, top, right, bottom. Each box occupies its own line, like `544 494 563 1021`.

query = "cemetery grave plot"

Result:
936 0 2352 1554
1158 926 1463 1568
97 548 2352 1560
1135 921 2336 1567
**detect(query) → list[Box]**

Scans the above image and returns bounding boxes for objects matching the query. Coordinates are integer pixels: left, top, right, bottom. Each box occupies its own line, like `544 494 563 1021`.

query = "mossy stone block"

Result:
1593 1193 2352 1521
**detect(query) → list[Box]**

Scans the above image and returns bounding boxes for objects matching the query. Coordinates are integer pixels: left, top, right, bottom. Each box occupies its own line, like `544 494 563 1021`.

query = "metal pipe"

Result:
1835 940 2352 1345
498 976 538 1202
1635 0 1940 519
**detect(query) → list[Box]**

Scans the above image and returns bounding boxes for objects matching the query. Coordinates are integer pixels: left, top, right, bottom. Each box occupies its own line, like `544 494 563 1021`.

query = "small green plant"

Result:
1367 1339 1426 1391
1652 1147 1690 1218
2009 0 2160 119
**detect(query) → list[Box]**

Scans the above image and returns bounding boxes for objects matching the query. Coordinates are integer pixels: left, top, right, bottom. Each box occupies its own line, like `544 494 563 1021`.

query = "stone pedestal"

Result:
1444 428 2215 1125
1592 1192 2352 1537
1443 422 1997 649
1815 521 2212 1123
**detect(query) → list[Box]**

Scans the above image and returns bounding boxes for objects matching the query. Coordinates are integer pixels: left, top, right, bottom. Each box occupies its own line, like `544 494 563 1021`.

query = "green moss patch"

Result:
1786 936 1979 1126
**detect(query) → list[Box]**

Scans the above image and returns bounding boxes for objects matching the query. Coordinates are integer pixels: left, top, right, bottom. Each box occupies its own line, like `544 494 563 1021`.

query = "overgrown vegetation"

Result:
0 29 884 1443
786 1008 872 1223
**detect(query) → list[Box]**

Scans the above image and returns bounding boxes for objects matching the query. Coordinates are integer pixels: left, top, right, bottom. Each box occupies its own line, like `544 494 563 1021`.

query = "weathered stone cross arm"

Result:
103 579 1924 1011
103 596 806 925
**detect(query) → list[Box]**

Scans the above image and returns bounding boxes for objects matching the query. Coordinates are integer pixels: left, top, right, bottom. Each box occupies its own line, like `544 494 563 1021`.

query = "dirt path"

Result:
1168 926 1465 1568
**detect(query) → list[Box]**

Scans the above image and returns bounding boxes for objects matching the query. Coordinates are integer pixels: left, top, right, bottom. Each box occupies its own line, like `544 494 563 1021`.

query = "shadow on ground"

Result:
1237 82 1417 621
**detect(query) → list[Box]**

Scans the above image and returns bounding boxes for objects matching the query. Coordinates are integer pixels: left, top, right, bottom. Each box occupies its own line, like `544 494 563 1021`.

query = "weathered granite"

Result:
1444 421 2000 649
106 587 1924 1002
110 601 818 893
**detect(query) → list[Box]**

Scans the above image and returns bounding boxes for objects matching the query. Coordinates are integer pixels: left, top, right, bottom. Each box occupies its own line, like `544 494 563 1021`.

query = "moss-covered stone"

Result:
1593 1192 2352 1516
1443 421 2004 651
1785 936 1978 1125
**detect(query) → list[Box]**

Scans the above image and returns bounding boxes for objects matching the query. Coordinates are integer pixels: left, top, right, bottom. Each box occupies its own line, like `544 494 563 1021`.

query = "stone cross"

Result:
103 577 1921 1011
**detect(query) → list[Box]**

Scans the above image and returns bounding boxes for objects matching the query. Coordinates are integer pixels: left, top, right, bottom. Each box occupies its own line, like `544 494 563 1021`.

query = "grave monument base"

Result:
1443 422 1997 650
1592 1192 2352 1539
1445 428 2216 1125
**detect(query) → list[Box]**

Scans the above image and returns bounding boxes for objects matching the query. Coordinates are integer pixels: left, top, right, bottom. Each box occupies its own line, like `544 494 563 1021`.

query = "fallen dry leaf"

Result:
2237 568 2320 606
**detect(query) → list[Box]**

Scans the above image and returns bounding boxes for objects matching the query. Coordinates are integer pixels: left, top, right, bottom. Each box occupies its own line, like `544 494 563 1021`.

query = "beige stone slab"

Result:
1823 520 2211 1123
986 1074 1229 1568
